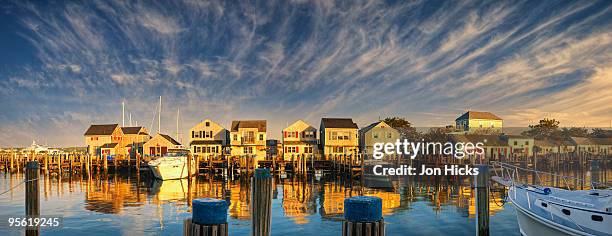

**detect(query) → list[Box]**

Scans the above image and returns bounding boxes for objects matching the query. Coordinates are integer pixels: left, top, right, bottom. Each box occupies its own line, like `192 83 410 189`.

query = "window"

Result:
304 131 315 139
286 146 297 153
196 146 202 153
525 141 529 145
332 146 344 153
233 134 238 141
387 132 392 138
373 132 379 139
305 147 313 153
259 134 264 141
205 122 210 127
331 131 350 140
243 131 255 143
192 131 195 138
286 131 298 138
244 147 253 154
514 141 518 145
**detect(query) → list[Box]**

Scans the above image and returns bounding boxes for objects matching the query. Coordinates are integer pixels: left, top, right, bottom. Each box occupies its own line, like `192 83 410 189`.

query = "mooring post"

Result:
184 198 229 236
342 196 384 236
591 159 600 188
252 168 272 236
26 161 40 236
475 164 490 236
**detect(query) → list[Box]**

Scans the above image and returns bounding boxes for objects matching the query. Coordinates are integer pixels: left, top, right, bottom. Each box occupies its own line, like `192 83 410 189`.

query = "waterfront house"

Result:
143 133 182 156
282 120 319 160
501 135 534 156
572 137 612 155
319 118 359 156
121 126 150 157
534 138 575 155
359 121 400 157
189 119 228 156
266 139 281 158
84 124 123 157
455 111 503 134
450 134 509 160
230 120 267 163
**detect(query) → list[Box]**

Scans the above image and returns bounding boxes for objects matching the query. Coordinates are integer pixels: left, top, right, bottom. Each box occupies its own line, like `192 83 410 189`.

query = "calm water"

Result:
1 166 606 236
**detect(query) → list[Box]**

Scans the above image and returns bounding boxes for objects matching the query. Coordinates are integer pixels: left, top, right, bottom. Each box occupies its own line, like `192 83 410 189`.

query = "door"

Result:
161 147 168 156
150 147 156 155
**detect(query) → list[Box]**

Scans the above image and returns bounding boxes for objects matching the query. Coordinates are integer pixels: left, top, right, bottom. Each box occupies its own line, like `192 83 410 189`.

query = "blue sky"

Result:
0 0 611 147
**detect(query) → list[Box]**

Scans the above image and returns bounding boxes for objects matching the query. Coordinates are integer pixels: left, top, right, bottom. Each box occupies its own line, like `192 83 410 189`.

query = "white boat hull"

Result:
148 157 196 180
514 202 585 236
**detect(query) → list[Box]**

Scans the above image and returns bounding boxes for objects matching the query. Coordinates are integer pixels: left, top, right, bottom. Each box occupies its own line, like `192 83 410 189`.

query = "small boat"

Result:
492 162 612 236
148 149 196 180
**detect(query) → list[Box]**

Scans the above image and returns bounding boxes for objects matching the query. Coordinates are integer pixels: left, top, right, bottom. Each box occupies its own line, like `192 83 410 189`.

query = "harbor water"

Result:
1 166 608 236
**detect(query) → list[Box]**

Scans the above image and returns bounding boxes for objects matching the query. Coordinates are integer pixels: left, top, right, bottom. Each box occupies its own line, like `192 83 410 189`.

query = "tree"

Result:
559 127 588 138
521 118 560 139
382 117 421 140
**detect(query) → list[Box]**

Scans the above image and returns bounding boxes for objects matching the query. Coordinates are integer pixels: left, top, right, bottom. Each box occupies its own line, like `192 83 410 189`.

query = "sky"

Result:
0 0 611 147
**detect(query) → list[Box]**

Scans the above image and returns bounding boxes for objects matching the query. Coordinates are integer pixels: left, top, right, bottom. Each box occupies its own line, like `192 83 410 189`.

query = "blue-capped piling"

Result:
252 168 272 236
342 196 385 236
184 198 229 236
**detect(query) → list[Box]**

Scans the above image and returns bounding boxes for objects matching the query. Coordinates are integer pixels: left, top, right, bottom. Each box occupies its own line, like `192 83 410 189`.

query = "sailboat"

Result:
148 96 196 180
491 162 612 236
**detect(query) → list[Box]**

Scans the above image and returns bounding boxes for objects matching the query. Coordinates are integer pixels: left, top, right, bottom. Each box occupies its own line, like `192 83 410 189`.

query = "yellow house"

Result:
282 120 318 161
502 135 534 156
359 121 400 157
319 118 359 156
455 111 503 134
84 124 123 157
189 119 228 156
121 126 151 157
572 137 612 155
230 120 267 163
450 134 510 160
143 133 182 157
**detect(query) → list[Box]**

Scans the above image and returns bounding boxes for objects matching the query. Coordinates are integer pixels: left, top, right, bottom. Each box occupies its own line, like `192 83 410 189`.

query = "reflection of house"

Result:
84 124 123 156
501 135 534 156
230 120 267 162
455 111 503 134
572 137 612 155
320 118 359 156
359 121 399 157
282 182 316 224
228 182 250 219
189 119 228 155
450 134 509 160
282 120 318 160
121 126 151 157
84 178 146 214
143 133 182 156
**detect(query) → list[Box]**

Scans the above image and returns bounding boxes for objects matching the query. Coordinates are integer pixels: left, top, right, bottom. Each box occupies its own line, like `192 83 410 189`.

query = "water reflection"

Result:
1 166 609 235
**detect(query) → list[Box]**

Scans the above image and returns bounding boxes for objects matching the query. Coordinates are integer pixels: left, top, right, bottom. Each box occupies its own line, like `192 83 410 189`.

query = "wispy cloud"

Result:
0 0 611 146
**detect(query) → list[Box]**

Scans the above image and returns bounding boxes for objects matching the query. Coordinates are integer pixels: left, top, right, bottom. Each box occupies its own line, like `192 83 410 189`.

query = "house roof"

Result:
321 118 358 129
190 140 223 145
450 134 507 146
84 124 119 135
359 121 395 134
121 127 143 134
159 134 181 145
100 143 118 148
572 137 612 145
456 111 502 121
230 120 267 132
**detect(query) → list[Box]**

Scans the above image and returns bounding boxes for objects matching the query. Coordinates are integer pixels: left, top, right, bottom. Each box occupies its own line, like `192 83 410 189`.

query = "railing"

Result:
490 161 610 190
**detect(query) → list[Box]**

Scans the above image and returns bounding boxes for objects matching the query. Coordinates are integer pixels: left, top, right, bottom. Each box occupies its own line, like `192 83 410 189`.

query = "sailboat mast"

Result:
122 100 125 127
176 108 180 142
158 96 162 134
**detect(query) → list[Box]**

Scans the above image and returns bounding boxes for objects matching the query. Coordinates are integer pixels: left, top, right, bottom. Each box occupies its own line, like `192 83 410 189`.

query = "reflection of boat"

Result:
492 162 612 236
151 178 188 201
148 150 196 180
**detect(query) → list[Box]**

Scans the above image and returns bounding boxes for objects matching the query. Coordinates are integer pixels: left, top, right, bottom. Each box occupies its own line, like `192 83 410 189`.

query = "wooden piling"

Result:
252 168 272 236
475 164 489 236
342 196 384 236
26 161 40 236
184 198 229 236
